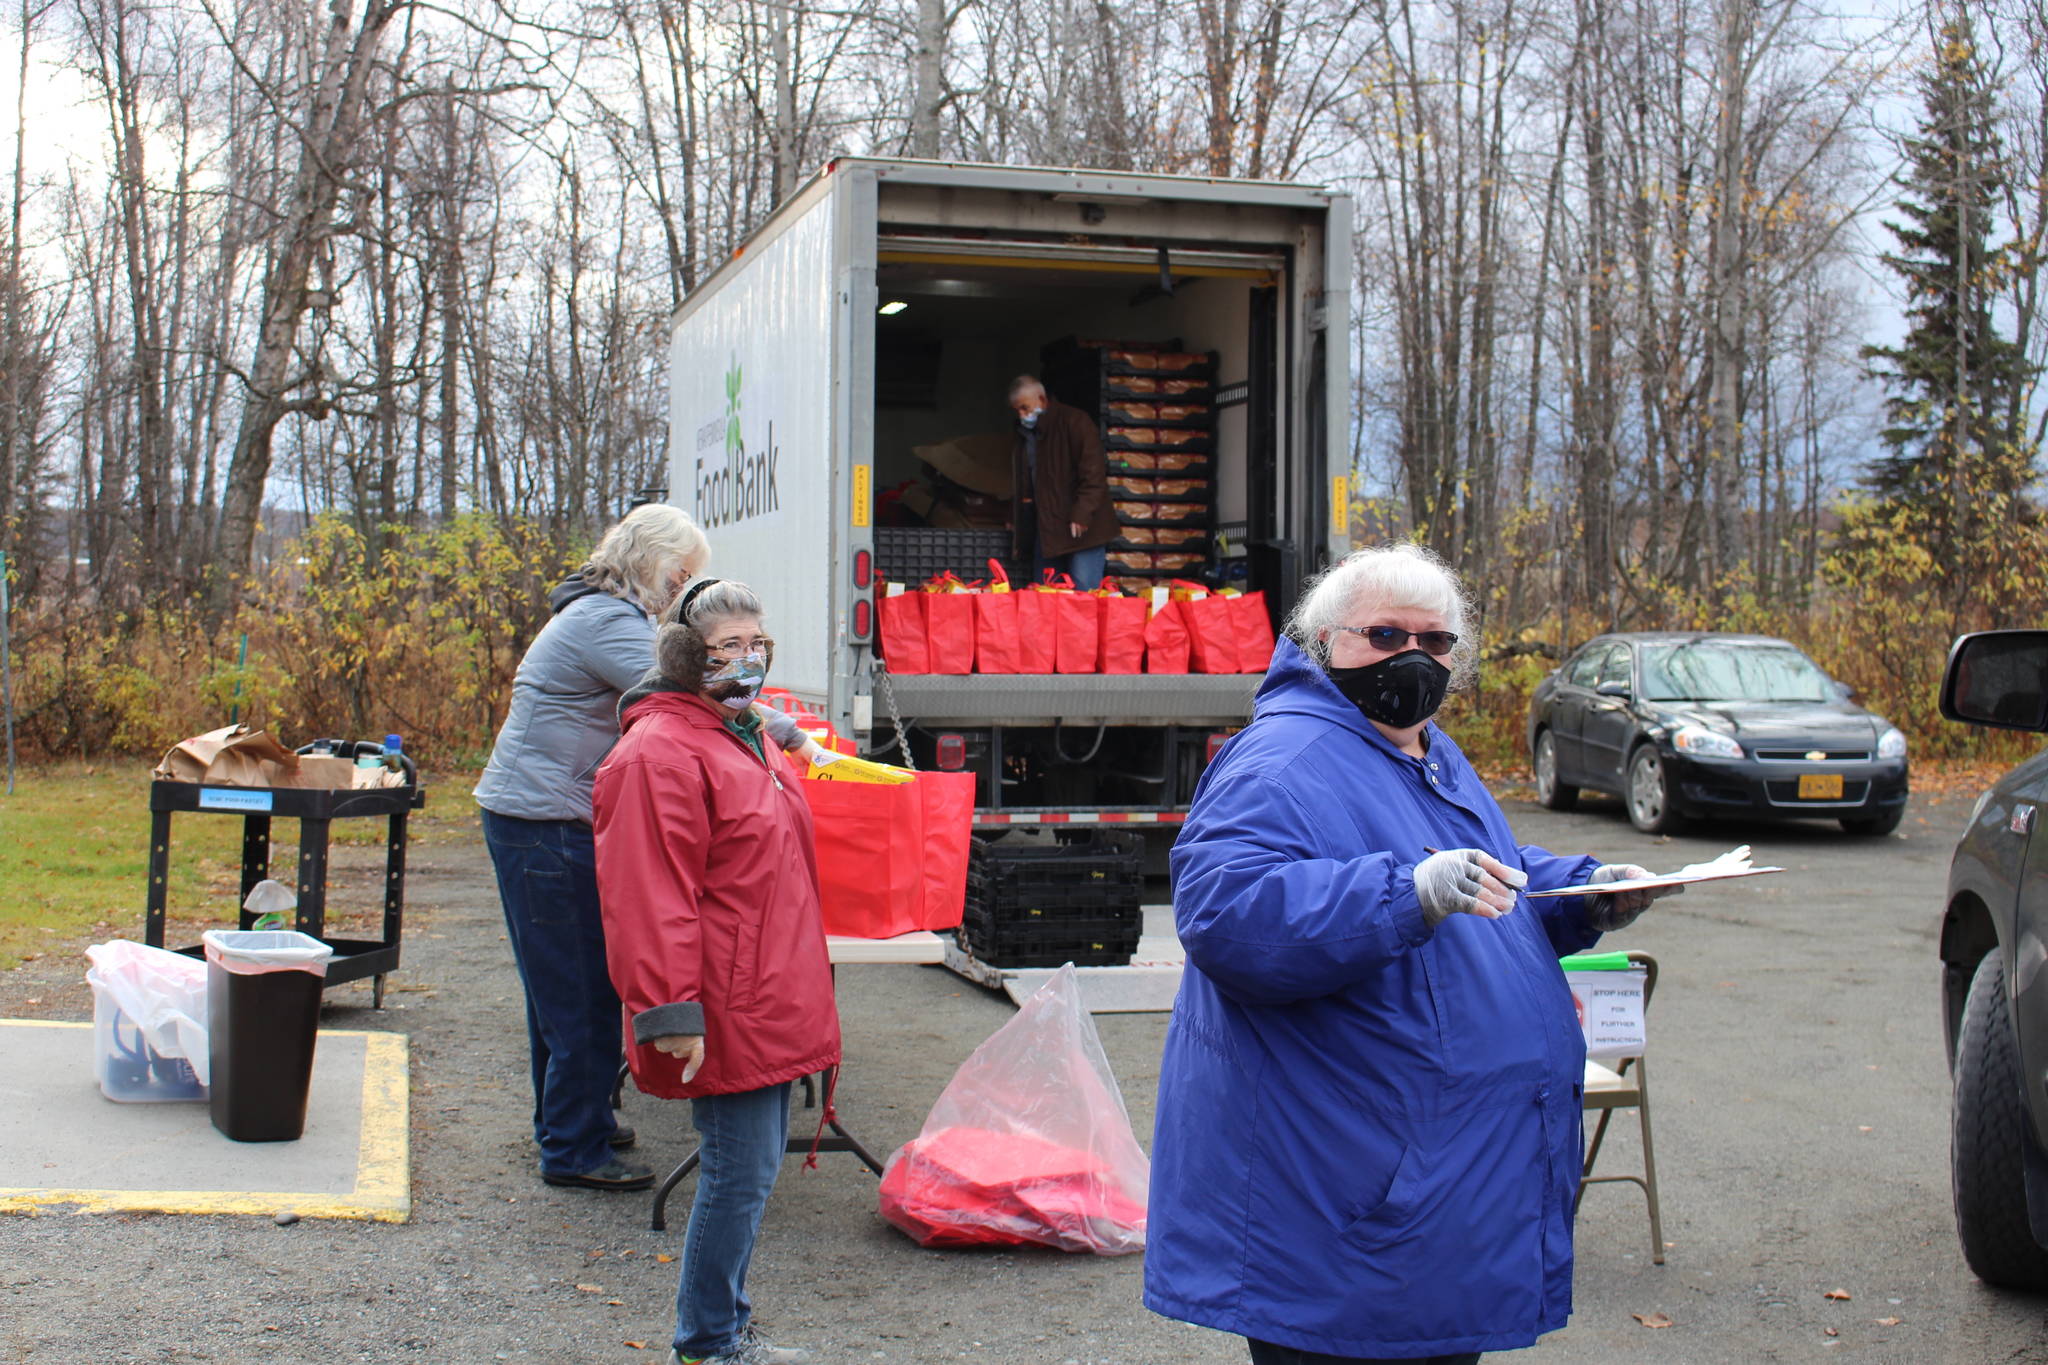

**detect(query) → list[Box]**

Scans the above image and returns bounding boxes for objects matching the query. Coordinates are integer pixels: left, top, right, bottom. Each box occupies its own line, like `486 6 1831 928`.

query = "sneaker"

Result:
608 1124 637 1150
670 1326 811 1363
540 1157 655 1191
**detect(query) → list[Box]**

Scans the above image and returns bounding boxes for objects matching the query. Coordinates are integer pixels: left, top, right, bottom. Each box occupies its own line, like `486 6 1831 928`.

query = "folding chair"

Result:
1571 950 1663 1265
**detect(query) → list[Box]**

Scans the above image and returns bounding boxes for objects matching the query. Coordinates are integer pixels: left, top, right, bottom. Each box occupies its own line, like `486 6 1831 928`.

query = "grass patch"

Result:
0 762 481 971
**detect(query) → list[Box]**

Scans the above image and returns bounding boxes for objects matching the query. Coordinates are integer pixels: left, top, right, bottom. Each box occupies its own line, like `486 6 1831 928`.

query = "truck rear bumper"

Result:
879 673 1259 724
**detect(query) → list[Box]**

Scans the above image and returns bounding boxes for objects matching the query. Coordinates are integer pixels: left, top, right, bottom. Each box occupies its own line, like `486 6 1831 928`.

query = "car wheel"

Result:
1952 949 2048 1289
1841 805 1905 837
1625 745 1684 834
1534 731 1578 811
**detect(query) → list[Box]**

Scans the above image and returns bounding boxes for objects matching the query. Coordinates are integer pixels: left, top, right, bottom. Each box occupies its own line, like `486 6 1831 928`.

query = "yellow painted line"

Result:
0 1023 410 1223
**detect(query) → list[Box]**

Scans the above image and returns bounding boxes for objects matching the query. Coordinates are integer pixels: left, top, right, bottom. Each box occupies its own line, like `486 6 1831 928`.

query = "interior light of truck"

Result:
852 598 872 640
936 734 967 769
877 300 908 315
854 549 873 589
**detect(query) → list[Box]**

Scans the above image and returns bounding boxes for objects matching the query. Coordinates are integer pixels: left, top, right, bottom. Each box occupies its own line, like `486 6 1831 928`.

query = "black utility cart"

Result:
143 741 425 1008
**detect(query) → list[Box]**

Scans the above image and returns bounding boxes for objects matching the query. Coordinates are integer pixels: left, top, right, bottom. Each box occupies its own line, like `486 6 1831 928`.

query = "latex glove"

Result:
1584 863 1683 932
1414 848 1527 927
794 735 828 766
753 702 806 753
651 1034 706 1083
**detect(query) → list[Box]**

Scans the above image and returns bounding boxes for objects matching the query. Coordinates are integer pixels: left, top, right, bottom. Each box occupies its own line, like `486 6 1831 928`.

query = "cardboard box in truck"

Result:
669 158 1351 829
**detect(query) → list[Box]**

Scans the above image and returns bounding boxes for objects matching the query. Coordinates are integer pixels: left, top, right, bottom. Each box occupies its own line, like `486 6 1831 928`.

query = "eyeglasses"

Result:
707 635 773 658
1333 625 1459 657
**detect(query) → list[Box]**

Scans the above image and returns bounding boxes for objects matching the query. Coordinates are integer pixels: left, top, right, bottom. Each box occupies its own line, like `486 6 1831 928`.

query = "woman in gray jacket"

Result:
474 504 709 1190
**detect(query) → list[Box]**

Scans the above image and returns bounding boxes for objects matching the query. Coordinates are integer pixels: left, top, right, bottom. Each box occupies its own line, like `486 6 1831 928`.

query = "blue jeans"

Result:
675 1082 794 1357
1034 541 1107 591
479 809 624 1177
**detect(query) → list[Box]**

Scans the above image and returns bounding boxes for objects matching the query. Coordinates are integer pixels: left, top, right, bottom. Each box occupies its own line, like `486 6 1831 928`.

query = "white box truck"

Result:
667 157 1351 834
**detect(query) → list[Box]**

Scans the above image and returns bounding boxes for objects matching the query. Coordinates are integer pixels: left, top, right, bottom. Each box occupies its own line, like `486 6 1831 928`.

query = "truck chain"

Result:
872 659 918 773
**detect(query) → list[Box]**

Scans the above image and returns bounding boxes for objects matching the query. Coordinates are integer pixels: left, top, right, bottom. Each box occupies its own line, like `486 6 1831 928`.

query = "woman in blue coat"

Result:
1145 545 1677 1365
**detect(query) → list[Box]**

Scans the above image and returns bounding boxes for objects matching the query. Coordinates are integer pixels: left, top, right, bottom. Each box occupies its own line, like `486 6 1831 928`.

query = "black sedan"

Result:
1526 632 1909 835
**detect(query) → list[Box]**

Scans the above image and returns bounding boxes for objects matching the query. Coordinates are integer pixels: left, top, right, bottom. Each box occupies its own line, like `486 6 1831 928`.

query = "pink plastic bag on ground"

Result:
878 964 1149 1254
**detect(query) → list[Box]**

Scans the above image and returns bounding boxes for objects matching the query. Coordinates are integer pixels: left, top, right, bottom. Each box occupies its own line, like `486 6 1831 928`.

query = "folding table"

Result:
647 929 947 1231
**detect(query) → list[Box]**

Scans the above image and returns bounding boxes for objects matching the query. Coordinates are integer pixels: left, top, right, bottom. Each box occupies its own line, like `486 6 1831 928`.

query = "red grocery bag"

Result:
799 769 975 938
974 592 1021 673
922 576 976 675
1181 592 1241 673
1143 596 1190 674
1229 591 1277 673
878 586 930 674
1014 590 1058 672
1098 593 1148 674
878 965 1149 1254
1055 594 1103 673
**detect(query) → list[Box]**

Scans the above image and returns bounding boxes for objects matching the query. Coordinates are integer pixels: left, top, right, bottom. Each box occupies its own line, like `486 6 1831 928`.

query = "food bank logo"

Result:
693 356 780 529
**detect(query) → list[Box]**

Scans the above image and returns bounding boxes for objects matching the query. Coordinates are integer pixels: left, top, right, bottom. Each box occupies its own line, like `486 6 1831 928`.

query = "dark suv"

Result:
1938 630 2048 1289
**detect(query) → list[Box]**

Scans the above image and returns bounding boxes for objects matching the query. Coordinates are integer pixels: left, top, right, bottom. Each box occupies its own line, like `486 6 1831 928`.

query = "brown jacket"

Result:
1012 397 1120 559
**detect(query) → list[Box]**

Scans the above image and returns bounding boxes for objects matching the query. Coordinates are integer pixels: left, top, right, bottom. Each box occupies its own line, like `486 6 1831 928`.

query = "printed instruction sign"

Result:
1565 967 1647 1060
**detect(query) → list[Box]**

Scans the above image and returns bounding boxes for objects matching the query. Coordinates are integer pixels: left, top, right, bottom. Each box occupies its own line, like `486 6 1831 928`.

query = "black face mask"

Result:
1327 649 1452 729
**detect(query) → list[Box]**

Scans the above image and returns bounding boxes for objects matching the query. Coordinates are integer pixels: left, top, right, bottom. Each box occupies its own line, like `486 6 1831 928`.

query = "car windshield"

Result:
1638 642 1832 703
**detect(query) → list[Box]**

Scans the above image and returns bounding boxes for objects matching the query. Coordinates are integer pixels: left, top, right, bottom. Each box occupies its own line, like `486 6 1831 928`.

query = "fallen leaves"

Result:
655 1253 676 1263
1825 1288 1852 1301
1632 1311 1674 1328
1877 1316 1903 1326
625 1342 648 1351
574 1283 604 1294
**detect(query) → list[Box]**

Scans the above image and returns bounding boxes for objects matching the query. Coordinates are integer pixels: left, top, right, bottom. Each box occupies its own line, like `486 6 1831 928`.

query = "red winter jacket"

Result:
592 686 841 1099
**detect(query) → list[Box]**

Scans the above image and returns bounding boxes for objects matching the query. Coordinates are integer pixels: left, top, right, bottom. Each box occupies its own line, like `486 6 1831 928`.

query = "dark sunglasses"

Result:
1334 624 1460 657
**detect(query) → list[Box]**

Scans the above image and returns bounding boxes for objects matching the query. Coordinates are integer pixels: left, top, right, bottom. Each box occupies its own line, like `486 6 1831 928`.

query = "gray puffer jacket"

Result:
474 579 657 823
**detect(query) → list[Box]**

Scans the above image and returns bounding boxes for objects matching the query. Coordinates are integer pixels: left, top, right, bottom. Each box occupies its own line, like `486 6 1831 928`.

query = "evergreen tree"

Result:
1862 14 2038 520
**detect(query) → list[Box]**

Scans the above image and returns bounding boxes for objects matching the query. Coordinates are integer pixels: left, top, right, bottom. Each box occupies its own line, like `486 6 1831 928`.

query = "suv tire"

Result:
1952 949 2048 1289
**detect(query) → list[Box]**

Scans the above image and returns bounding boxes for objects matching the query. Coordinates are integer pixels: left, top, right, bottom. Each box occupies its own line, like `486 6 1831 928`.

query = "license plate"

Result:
1798 773 1844 800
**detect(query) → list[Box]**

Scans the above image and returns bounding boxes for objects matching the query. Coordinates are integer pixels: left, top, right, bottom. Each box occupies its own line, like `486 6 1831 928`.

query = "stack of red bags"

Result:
878 1126 1149 1252
877 566 1275 677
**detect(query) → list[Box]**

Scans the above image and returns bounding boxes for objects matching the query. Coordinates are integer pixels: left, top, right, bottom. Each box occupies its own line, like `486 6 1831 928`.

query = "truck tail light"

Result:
1205 732 1230 765
852 599 872 639
853 549 872 589
936 733 967 770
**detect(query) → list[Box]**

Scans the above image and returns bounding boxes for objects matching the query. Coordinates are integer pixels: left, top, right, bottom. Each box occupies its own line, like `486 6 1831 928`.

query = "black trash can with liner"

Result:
203 930 334 1142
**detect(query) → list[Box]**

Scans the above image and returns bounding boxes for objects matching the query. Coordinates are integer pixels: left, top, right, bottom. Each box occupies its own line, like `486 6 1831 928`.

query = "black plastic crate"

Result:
968 834 1143 896
954 925 1146 965
874 527 1023 587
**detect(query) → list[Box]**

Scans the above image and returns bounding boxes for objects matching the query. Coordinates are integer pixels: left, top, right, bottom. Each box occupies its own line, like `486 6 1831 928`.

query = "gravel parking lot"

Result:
5 791 2048 1364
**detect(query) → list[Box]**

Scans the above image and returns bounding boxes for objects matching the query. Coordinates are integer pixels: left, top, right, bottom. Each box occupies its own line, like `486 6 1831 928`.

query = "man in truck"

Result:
1008 374 1118 589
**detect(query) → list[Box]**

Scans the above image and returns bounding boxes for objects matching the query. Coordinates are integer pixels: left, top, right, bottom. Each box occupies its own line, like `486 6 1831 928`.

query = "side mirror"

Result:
1941 630 2048 731
1829 680 1856 704
1594 680 1632 699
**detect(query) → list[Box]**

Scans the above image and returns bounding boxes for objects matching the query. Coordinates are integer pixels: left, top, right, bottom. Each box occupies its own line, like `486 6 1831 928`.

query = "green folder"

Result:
1558 951 1634 971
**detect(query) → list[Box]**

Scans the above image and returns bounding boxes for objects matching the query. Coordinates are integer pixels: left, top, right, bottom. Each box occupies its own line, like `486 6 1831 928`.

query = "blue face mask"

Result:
1018 408 1041 428
704 652 769 709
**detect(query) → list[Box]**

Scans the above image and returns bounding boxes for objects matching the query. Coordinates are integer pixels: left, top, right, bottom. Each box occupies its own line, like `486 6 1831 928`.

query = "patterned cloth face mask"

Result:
704 651 770 710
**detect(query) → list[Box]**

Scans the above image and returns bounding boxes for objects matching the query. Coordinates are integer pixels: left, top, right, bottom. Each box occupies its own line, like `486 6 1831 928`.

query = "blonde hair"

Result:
1286 542 1479 688
578 504 710 611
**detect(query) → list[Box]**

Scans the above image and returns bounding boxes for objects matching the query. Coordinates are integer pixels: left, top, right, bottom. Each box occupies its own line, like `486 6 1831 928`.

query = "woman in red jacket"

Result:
593 578 839 1365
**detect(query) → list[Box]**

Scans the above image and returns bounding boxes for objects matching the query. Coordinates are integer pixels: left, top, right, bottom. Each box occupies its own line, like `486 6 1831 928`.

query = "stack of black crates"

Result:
960 833 1146 968
1041 337 1220 584
873 526 1023 588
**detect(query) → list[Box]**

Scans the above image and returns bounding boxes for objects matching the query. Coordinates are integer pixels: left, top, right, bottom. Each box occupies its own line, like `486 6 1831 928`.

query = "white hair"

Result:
580 504 711 611
1285 542 1479 688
